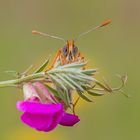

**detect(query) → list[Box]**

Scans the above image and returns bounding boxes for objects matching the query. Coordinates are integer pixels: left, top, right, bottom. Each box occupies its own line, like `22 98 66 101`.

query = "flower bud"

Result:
33 82 58 104
23 82 40 101
23 82 57 104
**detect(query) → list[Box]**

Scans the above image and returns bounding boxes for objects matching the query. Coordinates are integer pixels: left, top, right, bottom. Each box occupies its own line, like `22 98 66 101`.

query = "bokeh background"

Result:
0 0 139 140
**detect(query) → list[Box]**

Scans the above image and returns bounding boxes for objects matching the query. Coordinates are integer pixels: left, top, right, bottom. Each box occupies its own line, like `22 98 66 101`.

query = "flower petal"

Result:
20 107 63 132
18 102 64 132
21 113 53 131
59 113 80 126
33 82 57 103
43 109 63 131
21 108 64 132
17 101 63 114
23 83 40 100
27 96 40 102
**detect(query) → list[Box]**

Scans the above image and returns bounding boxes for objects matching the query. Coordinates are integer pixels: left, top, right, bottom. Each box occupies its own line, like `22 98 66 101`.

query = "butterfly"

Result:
32 19 111 69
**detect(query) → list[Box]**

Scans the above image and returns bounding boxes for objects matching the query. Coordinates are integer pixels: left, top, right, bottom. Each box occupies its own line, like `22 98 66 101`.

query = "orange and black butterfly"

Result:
32 20 111 69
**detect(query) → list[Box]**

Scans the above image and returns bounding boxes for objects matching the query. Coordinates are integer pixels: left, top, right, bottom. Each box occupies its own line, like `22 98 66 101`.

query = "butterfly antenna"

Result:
75 19 111 42
32 30 66 43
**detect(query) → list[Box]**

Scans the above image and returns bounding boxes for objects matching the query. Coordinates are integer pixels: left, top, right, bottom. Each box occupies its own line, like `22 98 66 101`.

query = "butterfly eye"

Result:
63 45 69 56
72 46 78 56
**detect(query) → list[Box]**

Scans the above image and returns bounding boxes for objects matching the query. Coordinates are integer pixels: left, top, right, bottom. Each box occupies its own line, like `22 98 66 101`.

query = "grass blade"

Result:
62 74 84 91
35 57 50 73
87 90 104 96
77 91 93 102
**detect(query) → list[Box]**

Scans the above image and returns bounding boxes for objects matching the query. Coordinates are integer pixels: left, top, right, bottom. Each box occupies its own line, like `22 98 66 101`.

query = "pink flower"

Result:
17 82 80 132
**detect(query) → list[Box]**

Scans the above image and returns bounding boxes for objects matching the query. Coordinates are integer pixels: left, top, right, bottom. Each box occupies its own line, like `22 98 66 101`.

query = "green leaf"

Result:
45 84 60 98
35 57 50 73
61 90 71 107
82 69 97 75
55 73 76 90
102 78 113 92
22 65 33 75
59 61 87 69
49 74 67 91
62 74 84 91
87 90 104 96
5 70 19 78
76 73 95 81
77 91 93 102
48 68 81 74
121 75 128 85
119 90 131 98
46 84 70 106
95 81 112 92
68 74 91 83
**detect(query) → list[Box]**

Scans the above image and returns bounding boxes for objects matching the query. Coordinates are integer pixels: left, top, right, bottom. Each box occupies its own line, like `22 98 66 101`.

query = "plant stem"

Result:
0 72 45 88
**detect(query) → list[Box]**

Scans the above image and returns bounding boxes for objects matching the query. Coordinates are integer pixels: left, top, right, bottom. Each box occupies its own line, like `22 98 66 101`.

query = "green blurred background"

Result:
0 0 139 140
